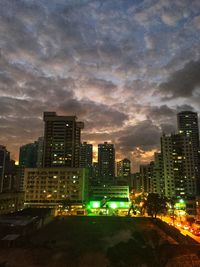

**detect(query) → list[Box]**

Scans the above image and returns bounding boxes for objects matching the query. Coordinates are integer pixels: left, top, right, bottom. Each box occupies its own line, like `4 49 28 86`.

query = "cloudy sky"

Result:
0 0 200 171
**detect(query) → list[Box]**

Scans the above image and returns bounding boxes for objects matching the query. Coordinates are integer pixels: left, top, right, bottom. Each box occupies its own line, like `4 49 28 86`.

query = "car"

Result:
193 229 200 236
189 227 195 233
189 228 200 236
176 222 182 228
183 224 189 230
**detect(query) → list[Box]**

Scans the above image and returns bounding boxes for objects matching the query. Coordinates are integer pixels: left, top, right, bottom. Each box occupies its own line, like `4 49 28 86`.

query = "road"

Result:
161 216 200 243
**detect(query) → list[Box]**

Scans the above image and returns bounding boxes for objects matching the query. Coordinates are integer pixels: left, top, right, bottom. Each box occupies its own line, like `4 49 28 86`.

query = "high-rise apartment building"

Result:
152 153 164 195
98 142 115 181
177 111 200 194
131 172 141 193
161 133 196 198
0 145 7 193
80 142 93 167
117 158 131 178
80 142 93 177
19 137 44 168
19 138 43 191
43 112 84 168
19 142 38 168
177 111 199 146
0 145 18 193
0 146 24 214
91 162 99 183
132 111 200 199
139 162 154 194
36 137 44 168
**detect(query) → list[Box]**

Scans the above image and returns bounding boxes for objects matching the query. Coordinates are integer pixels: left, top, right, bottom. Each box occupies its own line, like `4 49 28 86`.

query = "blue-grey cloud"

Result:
158 60 200 99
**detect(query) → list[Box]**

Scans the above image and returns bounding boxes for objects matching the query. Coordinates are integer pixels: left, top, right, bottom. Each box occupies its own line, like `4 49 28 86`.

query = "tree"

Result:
128 202 136 216
134 194 147 215
146 193 167 218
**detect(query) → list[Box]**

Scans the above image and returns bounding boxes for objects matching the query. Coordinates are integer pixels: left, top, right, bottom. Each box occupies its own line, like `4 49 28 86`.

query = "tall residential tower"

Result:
117 158 131 178
177 111 200 195
80 142 93 177
161 133 196 198
98 142 115 182
43 112 84 168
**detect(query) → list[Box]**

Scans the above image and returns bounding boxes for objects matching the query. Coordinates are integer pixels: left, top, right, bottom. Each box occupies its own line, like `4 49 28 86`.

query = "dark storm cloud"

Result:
23 77 76 101
146 105 176 120
158 60 200 99
0 97 32 115
149 104 199 134
117 120 162 151
176 104 195 112
59 98 129 130
144 105 198 134
160 123 176 134
1 0 200 168
0 116 42 138
146 103 199 137
145 105 177 133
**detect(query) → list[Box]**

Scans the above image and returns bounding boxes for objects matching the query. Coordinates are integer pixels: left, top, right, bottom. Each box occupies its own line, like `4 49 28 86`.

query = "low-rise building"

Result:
87 197 130 216
89 184 129 199
0 192 24 215
24 167 88 208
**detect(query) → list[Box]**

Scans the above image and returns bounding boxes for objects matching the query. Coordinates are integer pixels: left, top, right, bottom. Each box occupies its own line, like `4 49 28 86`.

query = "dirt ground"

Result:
0 216 200 267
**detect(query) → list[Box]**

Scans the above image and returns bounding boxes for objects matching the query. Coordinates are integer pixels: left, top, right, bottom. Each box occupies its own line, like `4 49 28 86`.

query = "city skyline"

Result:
0 0 200 170
6 109 200 174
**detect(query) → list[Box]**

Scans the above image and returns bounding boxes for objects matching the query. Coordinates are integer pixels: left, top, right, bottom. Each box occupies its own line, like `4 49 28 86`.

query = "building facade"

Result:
177 111 199 147
43 112 84 168
0 145 6 193
89 185 129 199
177 111 200 195
0 145 17 193
131 173 141 193
19 137 44 191
24 167 88 207
98 142 115 181
139 162 154 194
0 192 24 215
80 142 93 178
36 137 44 168
117 158 131 178
161 133 196 198
19 142 38 168
152 153 164 195
92 162 99 180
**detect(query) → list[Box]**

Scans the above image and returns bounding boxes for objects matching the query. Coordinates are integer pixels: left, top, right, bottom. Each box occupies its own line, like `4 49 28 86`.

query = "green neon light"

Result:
120 202 125 207
91 201 100 208
110 202 117 209
88 200 130 209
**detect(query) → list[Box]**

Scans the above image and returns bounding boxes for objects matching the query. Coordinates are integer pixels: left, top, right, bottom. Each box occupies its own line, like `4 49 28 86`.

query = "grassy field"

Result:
0 216 200 267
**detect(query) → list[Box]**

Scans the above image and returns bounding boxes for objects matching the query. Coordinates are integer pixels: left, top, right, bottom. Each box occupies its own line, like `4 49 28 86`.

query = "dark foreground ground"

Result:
0 216 200 267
